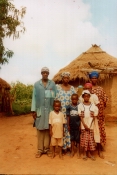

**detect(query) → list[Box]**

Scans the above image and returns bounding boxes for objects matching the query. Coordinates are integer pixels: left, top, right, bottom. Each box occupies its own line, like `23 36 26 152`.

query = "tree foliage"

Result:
10 81 33 100
0 0 26 66
10 81 33 115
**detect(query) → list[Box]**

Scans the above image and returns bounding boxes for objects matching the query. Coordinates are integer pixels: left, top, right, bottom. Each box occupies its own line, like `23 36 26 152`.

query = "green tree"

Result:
10 81 33 115
0 0 26 66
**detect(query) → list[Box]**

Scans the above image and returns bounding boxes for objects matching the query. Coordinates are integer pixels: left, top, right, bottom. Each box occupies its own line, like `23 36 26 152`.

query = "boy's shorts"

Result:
70 130 80 143
51 137 63 147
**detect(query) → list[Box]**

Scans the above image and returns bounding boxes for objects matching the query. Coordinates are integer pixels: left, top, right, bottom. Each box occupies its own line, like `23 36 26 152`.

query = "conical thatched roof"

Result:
0 78 11 89
53 44 117 83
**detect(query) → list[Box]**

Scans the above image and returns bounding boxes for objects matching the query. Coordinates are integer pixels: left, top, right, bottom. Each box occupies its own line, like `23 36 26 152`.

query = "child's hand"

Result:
84 124 90 131
50 130 53 136
63 129 65 137
90 111 94 118
32 112 37 120
68 125 70 131
80 111 84 118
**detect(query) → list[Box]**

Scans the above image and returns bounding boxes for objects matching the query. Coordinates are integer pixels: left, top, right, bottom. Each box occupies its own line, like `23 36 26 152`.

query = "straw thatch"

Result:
0 78 11 89
53 44 117 83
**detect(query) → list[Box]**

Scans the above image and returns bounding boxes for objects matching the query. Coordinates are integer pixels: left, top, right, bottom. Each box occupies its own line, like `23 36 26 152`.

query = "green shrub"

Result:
12 101 31 115
10 81 33 115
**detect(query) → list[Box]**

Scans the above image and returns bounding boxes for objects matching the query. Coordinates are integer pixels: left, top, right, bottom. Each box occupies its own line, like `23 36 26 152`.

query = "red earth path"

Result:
0 113 117 174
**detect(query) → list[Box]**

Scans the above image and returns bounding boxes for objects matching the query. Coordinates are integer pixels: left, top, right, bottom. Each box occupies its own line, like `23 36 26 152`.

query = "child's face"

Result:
71 96 78 105
82 93 90 102
54 103 61 112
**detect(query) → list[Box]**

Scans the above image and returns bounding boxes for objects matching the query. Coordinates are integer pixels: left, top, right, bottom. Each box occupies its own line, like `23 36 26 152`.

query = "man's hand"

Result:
32 112 37 120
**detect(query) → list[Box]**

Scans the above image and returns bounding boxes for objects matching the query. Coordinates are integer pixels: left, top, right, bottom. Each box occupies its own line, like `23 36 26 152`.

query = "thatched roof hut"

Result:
53 44 117 84
0 78 11 89
53 44 117 119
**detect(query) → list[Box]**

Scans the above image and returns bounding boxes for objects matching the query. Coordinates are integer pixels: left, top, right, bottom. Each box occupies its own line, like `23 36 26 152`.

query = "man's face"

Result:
41 71 49 80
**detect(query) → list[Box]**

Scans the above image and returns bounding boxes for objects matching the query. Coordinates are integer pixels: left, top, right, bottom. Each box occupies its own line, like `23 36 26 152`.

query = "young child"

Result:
78 90 98 161
79 83 99 105
66 94 81 158
49 100 66 159
79 83 101 156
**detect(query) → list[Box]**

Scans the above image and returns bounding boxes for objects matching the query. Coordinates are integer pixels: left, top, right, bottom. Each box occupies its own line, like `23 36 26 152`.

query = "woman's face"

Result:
90 77 98 85
84 85 92 93
62 76 70 84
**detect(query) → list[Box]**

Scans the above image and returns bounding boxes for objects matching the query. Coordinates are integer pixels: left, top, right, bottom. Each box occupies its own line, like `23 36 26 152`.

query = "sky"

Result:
0 0 117 85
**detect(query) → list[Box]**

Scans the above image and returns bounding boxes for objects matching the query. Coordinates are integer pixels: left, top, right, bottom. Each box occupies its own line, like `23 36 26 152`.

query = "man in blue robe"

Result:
31 67 56 158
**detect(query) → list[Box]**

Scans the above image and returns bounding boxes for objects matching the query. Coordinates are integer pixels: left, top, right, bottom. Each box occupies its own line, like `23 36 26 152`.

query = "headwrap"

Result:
84 83 92 88
89 71 99 79
82 90 91 96
61 72 70 78
41 67 49 73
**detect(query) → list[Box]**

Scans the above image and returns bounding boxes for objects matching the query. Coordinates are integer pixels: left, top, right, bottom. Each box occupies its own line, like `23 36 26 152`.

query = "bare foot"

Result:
35 152 42 158
87 152 91 158
83 155 88 161
77 154 81 159
90 155 96 161
51 153 55 159
59 154 63 160
70 151 74 158
98 152 104 159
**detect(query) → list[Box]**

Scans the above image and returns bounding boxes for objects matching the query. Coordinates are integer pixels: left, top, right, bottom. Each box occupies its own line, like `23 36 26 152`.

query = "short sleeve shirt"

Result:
66 105 80 130
49 111 66 138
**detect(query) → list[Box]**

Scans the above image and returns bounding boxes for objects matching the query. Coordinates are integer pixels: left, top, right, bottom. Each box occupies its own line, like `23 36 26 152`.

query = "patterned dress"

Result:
78 103 99 151
92 86 108 145
56 84 76 150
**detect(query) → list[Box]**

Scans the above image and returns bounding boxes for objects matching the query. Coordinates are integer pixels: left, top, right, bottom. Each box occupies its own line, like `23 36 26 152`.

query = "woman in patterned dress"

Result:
89 71 108 159
56 72 76 154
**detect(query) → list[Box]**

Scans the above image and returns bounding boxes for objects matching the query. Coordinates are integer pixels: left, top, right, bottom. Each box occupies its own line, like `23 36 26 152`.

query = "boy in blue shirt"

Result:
66 94 81 158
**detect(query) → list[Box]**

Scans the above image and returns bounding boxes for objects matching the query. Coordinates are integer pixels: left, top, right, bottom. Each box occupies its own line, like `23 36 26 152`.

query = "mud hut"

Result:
0 78 11 89
0 78 11 112
53 44 117 118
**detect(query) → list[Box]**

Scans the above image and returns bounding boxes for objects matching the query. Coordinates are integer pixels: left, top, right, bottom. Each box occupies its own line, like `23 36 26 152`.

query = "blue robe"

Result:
31 79 56 130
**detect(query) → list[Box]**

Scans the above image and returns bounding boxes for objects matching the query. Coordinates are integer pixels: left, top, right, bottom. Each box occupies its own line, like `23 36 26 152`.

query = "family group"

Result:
31 67 108 160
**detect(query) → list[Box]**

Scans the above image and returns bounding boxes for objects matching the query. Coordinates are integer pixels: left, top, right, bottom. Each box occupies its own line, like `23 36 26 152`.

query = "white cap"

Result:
41 67 49 73
82 90 91 95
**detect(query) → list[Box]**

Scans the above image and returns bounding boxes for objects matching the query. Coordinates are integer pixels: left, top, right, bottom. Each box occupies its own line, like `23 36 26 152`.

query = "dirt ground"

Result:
0 113 117 175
